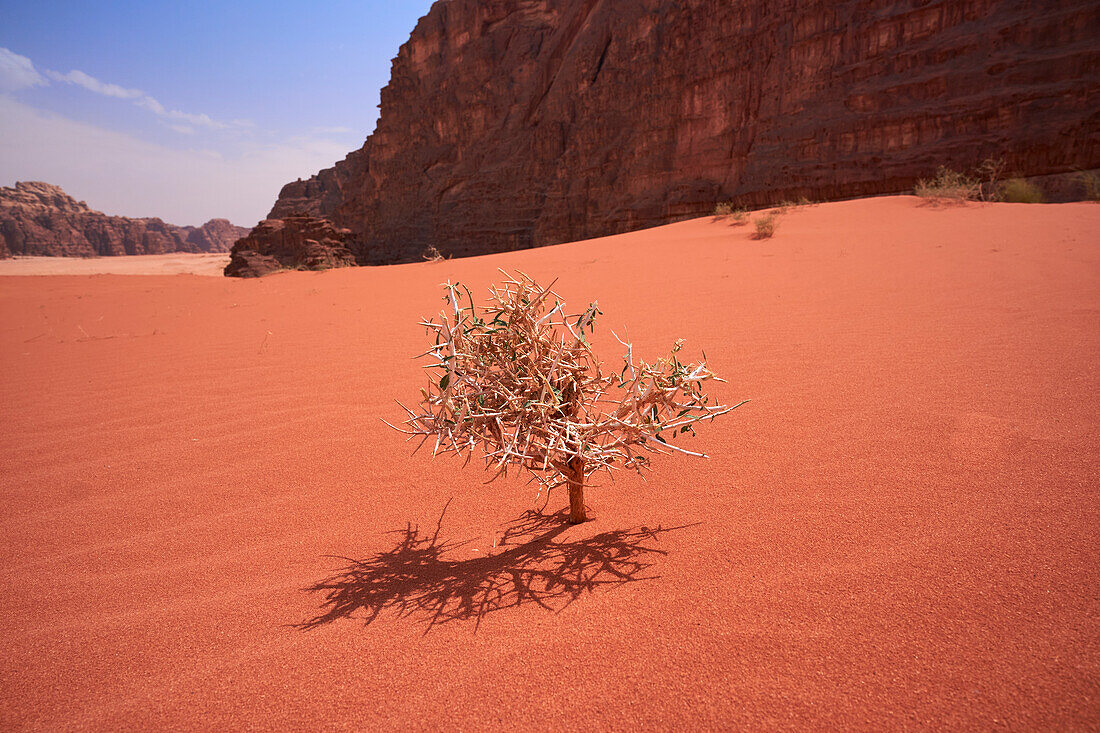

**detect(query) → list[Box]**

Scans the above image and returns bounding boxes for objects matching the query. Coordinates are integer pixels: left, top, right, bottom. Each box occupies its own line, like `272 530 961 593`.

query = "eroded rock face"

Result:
224 216 357 277
258 0 1099 265
0 181 248 259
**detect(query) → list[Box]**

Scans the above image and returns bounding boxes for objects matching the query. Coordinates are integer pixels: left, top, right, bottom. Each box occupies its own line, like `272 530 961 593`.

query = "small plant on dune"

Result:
999 178 1045 203
753 212 778 239
422 245 446 262
712 200 748 222
715 202 749 223
976 157 1007 201
915 166 981 203
388 272 743 523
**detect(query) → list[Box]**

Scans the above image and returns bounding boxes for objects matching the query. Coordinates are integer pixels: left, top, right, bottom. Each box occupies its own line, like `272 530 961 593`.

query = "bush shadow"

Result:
296 505 697 633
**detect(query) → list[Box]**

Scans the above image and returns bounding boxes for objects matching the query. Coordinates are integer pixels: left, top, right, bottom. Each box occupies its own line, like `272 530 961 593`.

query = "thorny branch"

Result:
386 271 745 493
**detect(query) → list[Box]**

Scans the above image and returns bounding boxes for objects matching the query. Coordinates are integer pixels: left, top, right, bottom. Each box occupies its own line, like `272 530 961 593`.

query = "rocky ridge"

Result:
223 217 356 277
242 0 1099 269
0 181 248 259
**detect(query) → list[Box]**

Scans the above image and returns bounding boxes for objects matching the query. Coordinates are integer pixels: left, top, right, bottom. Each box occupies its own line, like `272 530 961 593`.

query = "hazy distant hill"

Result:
0 181 248 258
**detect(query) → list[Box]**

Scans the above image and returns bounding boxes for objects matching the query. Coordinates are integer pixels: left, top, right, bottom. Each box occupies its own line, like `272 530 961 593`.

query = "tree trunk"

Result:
567 456 586 524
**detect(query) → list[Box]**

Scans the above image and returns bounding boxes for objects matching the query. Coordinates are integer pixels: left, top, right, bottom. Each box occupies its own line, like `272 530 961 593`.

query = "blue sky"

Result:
0 0 436 225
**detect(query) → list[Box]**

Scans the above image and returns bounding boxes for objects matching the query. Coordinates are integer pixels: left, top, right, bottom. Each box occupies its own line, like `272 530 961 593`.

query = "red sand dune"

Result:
1 196 1097 729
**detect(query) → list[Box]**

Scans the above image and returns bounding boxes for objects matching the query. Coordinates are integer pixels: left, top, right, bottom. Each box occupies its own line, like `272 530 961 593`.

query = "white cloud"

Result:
0 47 46 92
134 95 230 130
44 69 143 99
0 96 350 226
0 49 252 132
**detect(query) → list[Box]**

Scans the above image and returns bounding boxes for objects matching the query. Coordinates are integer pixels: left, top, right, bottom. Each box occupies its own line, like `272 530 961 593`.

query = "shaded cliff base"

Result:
3 196 1098 729
229 169 1100 276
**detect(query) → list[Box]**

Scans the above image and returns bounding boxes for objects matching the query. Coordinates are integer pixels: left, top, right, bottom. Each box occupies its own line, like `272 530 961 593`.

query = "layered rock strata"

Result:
253 0 1100 266
0 181 248 259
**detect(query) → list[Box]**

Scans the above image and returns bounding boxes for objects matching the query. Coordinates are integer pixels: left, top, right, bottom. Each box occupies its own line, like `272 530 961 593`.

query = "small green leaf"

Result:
439 374 450 391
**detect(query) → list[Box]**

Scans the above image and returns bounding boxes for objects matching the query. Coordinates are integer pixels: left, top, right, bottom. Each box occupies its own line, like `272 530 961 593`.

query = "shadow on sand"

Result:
296 505 696 632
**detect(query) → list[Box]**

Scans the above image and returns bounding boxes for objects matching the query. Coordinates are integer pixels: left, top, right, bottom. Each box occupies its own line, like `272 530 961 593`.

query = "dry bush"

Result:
422 245 446 262
715 202 748 223
976 157 1007 201
388 272 743 523
753 212 778 239
915 166 981 203
999 178 1045 203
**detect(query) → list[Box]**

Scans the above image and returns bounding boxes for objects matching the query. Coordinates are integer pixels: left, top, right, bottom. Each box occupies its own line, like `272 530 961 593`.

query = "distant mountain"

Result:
0 181 248 258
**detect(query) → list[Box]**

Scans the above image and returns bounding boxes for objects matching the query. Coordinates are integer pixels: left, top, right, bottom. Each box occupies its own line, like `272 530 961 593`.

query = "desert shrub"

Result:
915 166 981 203
715 202 748 224
976 157 1007 201
422 245 446 262
999 178 1045 203
753 212 778 239
389 273 743 523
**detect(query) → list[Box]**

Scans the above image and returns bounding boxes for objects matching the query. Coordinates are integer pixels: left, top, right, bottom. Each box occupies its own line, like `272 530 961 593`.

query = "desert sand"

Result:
0 252 231 277
1 196 1097 729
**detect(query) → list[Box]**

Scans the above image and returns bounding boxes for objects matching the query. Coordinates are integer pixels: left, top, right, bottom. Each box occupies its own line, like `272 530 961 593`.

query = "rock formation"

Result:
223 216 356 277
246 0 1100 267
0 181 248 259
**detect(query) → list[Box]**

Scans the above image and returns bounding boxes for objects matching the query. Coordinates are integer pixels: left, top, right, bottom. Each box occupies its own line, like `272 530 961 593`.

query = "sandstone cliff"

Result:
256 0 1099 266
0 181 248 259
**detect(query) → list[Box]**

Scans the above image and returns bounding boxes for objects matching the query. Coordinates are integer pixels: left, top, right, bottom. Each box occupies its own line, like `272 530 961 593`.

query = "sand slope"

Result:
1 197 1097 729
0 253 231 277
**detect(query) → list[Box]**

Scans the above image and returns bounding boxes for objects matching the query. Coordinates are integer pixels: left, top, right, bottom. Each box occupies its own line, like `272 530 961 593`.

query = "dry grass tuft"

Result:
714 202 748 224
753 212 778 239
915 166 981 204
